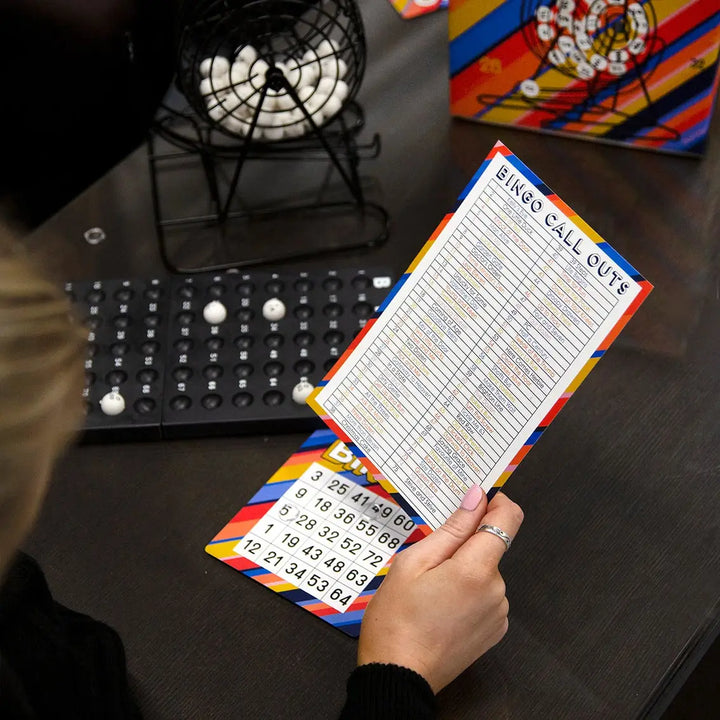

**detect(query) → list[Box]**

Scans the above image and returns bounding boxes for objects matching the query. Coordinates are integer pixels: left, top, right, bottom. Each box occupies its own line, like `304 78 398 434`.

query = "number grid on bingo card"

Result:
235 462 417 613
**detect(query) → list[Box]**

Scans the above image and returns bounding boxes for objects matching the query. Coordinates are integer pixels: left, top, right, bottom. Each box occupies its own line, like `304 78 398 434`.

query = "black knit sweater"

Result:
0 553 436 719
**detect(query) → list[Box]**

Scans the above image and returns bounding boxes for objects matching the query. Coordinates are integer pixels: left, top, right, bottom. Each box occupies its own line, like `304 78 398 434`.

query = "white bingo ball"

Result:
262 298 286 321
284 108 307 137
222 115 250 136
316 39 336 57
320 57 347 81
283 58 302 87
199 77 214 97
263 90 280 111
317 76 337 96
520 79 540 98
298 85 314 103
236 45 258 65
306 91 329 113
322 93 343 119
210 56 230 78
221 93 243 115
272 108 294 126
305 92 329 125
301 63 320 87
248 58 270 90
232 81 255 103
203 300 227 324
274 91 296 110
100 391 125 416
206 91 227 110
199 57 214 77
292 380 315 405
262 124 285 142
300 52 321 85
208 103 227 122
256 109 274 127
230 61 250 85
333 80 349 102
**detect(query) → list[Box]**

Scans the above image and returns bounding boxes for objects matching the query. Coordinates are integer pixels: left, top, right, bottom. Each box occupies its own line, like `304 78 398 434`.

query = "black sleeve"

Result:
338 663 437 720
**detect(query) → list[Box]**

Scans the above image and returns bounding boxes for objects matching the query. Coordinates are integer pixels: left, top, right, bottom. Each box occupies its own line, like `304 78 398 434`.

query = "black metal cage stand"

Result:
148 97 388 273
148 0 388 273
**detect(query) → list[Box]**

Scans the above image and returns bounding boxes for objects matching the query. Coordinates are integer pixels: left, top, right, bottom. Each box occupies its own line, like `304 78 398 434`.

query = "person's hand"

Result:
357 487 523 693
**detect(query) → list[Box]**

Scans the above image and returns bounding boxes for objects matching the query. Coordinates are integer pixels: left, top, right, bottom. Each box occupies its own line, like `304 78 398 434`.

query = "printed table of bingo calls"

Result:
206 430 430 637
308 141 652 529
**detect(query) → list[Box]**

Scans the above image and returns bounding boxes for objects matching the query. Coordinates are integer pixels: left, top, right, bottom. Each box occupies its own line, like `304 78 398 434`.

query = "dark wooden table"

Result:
23 3 720 719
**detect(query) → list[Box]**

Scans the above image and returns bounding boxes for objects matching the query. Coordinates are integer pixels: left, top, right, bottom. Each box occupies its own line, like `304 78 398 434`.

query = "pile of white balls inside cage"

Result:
198 39 350 141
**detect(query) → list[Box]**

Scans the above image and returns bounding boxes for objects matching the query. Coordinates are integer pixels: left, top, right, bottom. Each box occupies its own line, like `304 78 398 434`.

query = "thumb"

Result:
401 485 488 572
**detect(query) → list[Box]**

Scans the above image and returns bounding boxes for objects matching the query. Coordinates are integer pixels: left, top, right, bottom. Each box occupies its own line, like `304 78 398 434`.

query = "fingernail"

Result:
461 485 484 511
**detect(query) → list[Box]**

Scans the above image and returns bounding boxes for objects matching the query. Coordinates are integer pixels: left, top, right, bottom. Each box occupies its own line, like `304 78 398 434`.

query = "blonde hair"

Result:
0 226 87 574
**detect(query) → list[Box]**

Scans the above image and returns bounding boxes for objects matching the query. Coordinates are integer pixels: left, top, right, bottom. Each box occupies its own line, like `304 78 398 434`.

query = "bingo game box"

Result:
449 1 720 155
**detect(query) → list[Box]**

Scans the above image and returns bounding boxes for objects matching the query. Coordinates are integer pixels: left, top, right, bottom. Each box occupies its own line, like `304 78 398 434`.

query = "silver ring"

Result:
477 524 512 551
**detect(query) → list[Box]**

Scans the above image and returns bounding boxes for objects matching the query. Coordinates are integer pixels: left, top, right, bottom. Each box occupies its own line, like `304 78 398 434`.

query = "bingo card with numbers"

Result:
206 429 430 636
308 141 653 530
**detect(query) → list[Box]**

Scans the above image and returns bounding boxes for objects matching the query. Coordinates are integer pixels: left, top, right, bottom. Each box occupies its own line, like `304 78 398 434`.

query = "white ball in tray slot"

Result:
203 300 227 325
100 391 125 416
262 298 286 321
292 380 315 405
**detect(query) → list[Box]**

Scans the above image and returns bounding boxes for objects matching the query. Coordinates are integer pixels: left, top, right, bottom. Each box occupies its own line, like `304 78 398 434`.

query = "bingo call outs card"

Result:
308 141 652 530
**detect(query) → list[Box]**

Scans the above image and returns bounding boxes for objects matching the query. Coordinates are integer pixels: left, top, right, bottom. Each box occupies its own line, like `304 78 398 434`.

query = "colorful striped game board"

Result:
206 429 430 636
449 1 720 154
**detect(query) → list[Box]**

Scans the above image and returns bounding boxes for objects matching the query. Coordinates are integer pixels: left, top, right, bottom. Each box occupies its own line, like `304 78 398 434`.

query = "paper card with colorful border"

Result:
307 140 653 530
205 429 431 637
